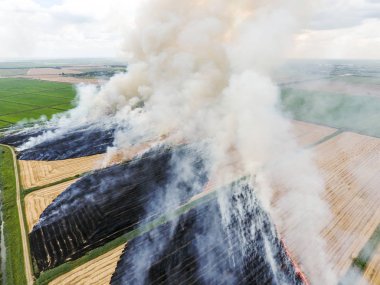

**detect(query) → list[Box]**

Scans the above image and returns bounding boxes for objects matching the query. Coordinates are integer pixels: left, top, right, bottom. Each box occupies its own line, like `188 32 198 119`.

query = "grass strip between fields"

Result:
339 224 380 285
0 146 27 285
307 129 344 148
33 183 230 285
22 175 82 196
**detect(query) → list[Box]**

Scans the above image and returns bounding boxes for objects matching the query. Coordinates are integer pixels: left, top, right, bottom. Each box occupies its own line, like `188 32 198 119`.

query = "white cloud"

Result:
292 19 380 59
311 0 380 30
0 0 378 59
0 0 140 59
291 0 380 59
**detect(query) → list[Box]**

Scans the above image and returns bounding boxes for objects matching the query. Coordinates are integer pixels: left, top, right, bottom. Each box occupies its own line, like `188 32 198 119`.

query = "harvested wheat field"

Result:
358 245 380 285
18 154 107 189
24 179 78 232
49 244 126 285
291 120 337 147
18 142 157 189
281 132 380 279
317 132 380 277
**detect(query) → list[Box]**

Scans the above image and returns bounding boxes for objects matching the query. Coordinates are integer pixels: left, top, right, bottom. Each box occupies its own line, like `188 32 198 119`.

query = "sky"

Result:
0 0 379 60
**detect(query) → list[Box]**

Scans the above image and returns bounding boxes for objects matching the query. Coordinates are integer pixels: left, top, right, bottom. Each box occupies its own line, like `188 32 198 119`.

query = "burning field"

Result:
0 1 379 285
6 122 375 285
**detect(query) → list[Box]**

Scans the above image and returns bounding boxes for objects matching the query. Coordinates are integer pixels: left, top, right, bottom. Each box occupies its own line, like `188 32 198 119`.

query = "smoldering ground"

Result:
8 0 350 284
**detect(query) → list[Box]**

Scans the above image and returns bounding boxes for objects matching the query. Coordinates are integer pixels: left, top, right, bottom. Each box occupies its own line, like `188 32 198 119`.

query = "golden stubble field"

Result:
359 247 380 285
290 120 337 146
24 179 79 232
279 131 380 283
19 154 107 189
49 244 126 285
18 141 159 190
21 121 379 284
41 121 338 285
318 132 380 279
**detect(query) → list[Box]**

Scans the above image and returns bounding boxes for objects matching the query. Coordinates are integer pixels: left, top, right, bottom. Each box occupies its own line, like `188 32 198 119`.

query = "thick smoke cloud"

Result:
21 0 338 283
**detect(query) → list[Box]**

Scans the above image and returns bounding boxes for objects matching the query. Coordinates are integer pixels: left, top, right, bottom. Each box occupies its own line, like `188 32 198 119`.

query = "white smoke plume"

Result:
23 0 339 283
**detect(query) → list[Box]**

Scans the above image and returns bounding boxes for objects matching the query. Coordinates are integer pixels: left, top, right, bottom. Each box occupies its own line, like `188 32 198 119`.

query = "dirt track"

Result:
49 244 126 285
24 179 78 232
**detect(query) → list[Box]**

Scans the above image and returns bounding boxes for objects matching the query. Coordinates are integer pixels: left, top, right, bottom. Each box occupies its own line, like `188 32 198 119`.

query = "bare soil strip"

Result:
49 244 126 285
24 180 78 232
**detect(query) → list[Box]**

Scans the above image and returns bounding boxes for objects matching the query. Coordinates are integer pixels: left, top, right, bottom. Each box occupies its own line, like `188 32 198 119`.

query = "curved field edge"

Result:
0 146 27 285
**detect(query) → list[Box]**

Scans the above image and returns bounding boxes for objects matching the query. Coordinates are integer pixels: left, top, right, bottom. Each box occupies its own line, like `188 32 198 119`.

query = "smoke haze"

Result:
20 1 341 283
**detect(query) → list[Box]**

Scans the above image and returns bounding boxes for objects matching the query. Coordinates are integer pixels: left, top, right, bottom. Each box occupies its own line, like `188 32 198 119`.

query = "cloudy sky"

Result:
0 0 379 60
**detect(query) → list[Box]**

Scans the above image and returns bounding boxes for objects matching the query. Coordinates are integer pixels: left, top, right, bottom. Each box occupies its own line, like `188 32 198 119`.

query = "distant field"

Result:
0 69 28 77
0 78 75 128
281 86 380 137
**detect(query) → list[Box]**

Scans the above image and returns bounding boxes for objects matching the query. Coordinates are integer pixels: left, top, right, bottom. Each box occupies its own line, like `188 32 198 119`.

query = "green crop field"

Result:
281 85 380 138
0 78 76 128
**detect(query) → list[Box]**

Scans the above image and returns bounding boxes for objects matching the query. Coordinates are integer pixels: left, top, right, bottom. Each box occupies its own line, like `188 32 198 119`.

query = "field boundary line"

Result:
0 119 13 124
0 144 34 284
0 104 70 117
293 118 380 139
0 87 73 99
307 129 344 148
339 224 380 285
23 175 81 195
0 98 68 112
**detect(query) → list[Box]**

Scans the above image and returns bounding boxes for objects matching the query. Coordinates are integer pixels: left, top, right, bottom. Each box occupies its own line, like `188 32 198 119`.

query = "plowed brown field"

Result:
24 179 78 232
49 244 126 285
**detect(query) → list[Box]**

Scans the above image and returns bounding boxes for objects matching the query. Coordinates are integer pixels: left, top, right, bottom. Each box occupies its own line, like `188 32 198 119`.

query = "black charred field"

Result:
2 121 380 285
110 183 306 285
0 122 311 285
30 145 209 274
1 62 380 284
